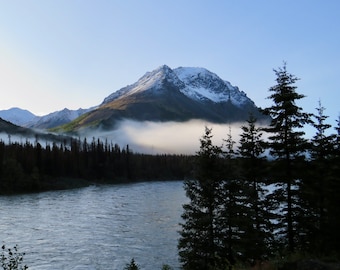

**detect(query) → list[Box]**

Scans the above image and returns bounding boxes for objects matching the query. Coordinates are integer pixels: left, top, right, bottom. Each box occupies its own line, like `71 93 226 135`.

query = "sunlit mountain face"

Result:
1 65 269 133
0 65 270 154
59 65 268 132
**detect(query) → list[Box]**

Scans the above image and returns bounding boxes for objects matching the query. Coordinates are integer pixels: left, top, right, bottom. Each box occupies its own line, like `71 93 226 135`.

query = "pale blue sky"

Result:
1 1 339 128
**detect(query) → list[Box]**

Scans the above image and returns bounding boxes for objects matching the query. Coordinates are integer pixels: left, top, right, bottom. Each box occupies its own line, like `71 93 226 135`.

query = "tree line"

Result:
178 64 340 269
0 137 194 194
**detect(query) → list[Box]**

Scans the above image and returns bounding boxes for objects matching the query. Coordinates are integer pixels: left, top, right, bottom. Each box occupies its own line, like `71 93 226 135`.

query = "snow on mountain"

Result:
0 107 37 126
41 108 83 122
27 107 93 129
102 65 184 104
103 65 253 108
0 107 93 129
1 65 258 131
174 66 251 107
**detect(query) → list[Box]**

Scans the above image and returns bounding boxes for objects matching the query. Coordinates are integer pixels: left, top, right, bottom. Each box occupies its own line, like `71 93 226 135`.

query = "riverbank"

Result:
0 174 185 195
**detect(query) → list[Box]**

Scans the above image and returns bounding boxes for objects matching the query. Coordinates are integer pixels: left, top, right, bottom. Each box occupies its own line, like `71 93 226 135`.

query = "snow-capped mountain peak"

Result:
103 65 252 108
1 65 267 132
102 65 184 104
174 66 251 107
174 66 221 83
130 64 183 93
174 67 227 102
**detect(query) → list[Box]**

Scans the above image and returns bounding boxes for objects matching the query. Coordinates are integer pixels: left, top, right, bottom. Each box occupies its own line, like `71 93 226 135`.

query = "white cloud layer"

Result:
2 119 271 155
89 119 247 155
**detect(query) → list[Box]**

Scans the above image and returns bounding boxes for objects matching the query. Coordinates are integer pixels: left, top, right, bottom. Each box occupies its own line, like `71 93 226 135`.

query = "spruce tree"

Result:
219 125 239 269
325 115 340 255
302 101 336 254
216 126 249 268
178 127 226 270
262 63 311 253
237 114 274 263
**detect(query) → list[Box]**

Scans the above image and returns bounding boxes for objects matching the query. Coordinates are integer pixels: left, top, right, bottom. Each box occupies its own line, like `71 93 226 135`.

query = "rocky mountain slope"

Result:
1 65 268 133
58 65 267 132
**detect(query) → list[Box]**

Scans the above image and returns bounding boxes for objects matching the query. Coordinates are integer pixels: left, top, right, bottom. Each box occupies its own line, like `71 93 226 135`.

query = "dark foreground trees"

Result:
301 101 335 255
302 102 340 256
178 127 227 270
178 122 274 270
1 245 28 270
178 120 275 270
237 114 275 263
178 64 340 269
262 63 311 253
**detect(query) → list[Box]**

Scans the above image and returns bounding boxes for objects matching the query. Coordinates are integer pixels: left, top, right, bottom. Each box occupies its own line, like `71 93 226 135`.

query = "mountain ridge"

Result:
0 107 36 126
1 65 268 132
0 117 71 144
57 65 267 132
0 107 94 129
101 65 252 107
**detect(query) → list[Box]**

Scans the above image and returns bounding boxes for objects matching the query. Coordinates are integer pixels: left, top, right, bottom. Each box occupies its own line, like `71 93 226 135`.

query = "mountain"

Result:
0 117 70 143
102 66 251 107
0 107 93 129
1 65 268 133
59 65 268 132
0 107 36 126
26 107 94 129
0 117 34 137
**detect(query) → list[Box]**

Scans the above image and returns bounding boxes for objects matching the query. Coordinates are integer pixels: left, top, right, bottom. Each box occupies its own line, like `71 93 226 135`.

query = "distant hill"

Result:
0 107 93 129
26 107 94 129
0 107 36 126
0 117 71 144
0 117 34 136
56 65 269 132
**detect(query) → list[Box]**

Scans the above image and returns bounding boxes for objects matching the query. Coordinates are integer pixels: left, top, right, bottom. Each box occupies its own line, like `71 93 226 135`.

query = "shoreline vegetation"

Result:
0 138 194 195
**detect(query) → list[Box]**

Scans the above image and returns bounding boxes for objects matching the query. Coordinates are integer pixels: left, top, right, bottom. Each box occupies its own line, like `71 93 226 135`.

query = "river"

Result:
0 181 188 270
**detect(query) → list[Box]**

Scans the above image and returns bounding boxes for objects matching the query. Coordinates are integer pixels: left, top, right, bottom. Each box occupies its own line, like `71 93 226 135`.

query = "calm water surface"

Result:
0 181 188 270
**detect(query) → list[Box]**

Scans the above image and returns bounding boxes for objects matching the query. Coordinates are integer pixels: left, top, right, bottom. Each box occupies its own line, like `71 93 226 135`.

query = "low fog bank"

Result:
0 132 38 145
83 119 260 155
1 119 270 155
0 130 71 147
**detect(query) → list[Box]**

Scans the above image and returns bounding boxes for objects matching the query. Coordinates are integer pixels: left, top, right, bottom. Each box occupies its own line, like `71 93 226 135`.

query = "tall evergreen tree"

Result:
262 63 311 253
219 125 239 269
335 115 340 147
237 114 274 263
325 115 340 255
178 127 227 270
302 101 336 254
